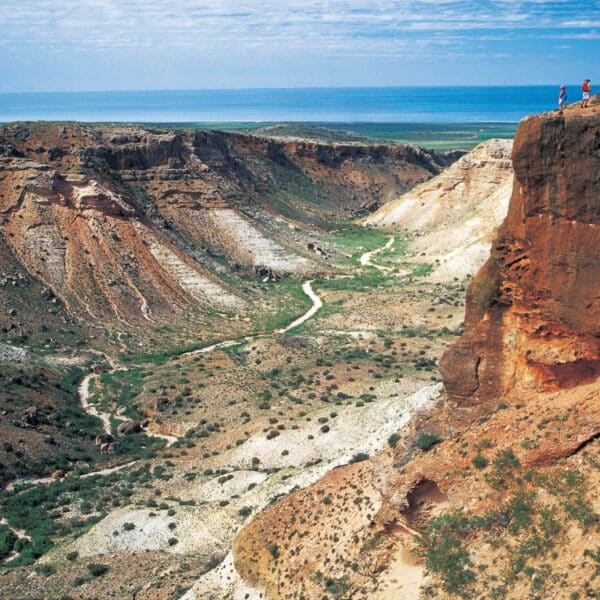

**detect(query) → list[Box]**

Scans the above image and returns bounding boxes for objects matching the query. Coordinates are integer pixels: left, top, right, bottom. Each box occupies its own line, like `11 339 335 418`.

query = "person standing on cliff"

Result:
558 85 567 113
581 79 591 108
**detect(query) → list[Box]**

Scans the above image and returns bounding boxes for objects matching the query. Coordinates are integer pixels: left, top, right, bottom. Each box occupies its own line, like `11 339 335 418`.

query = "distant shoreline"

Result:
0 120 517 151
0 86 557 130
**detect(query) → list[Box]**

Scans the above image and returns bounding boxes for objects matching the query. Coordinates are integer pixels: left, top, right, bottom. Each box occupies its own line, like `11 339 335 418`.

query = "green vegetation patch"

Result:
0 463 158 566
416 432 443 451
419 467 600 598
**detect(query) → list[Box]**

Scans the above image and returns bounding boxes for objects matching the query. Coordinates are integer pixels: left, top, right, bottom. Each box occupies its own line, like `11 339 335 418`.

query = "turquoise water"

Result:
0 86 566 124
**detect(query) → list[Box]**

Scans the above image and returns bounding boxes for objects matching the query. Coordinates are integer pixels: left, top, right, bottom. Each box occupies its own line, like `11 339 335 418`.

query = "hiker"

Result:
558 85 567 113
581 79 591 108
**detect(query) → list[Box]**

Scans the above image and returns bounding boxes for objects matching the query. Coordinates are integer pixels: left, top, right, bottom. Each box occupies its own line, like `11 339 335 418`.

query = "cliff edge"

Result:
441 112 600 408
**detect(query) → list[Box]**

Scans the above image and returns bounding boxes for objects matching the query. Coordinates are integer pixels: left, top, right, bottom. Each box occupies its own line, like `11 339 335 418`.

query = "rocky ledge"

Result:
441 111 600 409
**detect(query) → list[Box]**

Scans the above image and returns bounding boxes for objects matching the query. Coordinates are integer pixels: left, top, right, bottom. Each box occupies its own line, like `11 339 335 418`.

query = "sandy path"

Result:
78 373 111 435
375 544 427 599
359 236 395 271
79 369 178 447
185 279 322 355
0 518 31 542
141 425 178 447
277 280 322 333
80 461 138 479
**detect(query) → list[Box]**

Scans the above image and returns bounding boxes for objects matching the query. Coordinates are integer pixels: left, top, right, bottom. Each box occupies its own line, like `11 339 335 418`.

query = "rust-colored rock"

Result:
442 112 600 407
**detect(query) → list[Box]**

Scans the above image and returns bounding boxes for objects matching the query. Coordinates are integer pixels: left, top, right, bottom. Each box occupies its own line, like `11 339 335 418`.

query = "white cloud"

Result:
2 0 600 54
1 0 598 90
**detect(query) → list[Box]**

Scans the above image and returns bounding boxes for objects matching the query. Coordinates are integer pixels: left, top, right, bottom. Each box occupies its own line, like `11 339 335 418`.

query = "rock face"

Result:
364 139 513 281
0 123 458 332
440 113 600 407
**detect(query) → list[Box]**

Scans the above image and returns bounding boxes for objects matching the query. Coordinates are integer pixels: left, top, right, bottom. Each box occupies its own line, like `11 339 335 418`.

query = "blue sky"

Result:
1 0 599 91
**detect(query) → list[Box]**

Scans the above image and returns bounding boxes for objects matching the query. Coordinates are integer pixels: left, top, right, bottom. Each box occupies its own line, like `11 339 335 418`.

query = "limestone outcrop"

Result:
364 139 514 281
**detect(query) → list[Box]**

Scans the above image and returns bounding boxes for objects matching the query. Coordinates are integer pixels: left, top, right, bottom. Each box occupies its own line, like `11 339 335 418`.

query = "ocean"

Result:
0 86 566 124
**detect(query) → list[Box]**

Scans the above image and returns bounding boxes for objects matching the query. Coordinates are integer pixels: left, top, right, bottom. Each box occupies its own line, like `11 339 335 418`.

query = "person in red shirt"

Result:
581 79 591 108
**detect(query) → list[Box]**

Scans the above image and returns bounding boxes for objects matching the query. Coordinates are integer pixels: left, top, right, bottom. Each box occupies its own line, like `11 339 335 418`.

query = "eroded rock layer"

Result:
0 123 453 333
441 113 600 408
364 139 514 281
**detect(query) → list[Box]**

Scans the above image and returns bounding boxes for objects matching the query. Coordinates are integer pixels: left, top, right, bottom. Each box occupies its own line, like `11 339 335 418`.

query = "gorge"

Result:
1 108 599 600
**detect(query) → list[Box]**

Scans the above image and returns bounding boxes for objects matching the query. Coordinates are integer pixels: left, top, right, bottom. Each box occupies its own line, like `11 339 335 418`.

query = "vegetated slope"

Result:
232 111 600 599
364 139 514 281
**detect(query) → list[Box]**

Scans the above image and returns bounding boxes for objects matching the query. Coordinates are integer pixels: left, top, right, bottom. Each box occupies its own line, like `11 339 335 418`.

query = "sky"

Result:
1 0 599 92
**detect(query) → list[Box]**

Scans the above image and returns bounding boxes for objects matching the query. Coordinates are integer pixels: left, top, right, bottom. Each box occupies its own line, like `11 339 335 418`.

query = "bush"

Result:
267 543 279 559
472 454 489 469
66 551 79 561
416 432 443 451
507 489 535 534
491 449 520 483
349 453 369 464
0 525 17 561
36 563 57 577
418 513 475 594
472 275 499 310
87 563 109 577
13 537 29 553
388 433 401 449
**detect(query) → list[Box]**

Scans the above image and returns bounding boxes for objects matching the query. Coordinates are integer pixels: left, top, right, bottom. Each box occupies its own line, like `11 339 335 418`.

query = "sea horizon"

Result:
0 85 570 125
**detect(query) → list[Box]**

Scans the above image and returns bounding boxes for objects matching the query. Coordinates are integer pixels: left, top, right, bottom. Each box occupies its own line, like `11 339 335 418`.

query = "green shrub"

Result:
472 454 489 469
563 495 598 529
486 448 521 489
472 275 499 310
87 563 109 577
0 525 17 561
507 489 535 534
418 513 475 594
388 433 401 449
349 453 369 464
66 551 79 561
324 576 350 598
267 543 279 559
13 537 29 553
36 563 57 577
416 432 443 451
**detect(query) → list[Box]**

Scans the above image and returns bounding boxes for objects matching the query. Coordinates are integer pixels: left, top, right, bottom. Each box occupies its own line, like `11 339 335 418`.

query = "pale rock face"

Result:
364 139 514 282
70 179 135 215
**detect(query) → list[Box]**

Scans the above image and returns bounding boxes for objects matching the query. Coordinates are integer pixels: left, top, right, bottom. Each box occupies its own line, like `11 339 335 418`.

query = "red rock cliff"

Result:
440 112 600 408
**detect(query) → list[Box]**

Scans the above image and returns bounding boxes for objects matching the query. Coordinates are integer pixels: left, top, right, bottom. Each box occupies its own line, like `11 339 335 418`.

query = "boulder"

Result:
117 421 142 436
